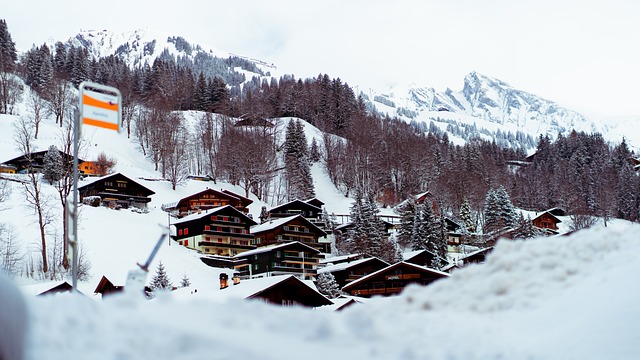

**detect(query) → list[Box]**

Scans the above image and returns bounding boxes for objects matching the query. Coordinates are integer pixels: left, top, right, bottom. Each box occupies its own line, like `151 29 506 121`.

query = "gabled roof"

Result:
343 261 450 292
269 199 322 214
233 241 320 259
318 257 389 274
222 189 254 206
245 275 333 307
78 172 155 196
304 197 325 208
251 215 327 236
171 205 258 226
532 211 562 224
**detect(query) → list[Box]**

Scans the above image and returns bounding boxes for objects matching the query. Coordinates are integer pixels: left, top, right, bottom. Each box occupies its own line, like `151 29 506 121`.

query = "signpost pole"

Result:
68 81 122 292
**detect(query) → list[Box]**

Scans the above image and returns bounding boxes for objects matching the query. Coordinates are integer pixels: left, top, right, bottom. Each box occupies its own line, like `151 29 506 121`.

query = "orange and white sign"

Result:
79 82 122 132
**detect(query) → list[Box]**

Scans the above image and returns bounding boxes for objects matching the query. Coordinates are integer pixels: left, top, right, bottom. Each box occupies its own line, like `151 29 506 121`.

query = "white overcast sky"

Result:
2 0 640 117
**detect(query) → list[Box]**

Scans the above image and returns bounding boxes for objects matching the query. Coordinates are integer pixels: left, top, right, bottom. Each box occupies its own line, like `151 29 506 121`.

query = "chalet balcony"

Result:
270 265 317 276
203 229 254 239
198 241 256 250
282 255 319 264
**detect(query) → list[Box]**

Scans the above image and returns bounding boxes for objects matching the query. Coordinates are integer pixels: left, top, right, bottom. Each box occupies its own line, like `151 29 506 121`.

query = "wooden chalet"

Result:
1 149 79 174
402 249 436 267
342 261 449 298
232 241 321 280
268 199 326 229
172 205 257 256
37 281 73 296
209 275 332 307
318 257 389 288
460 247 493 266
445 217 464 252
78 173 155 209
162 188 254 217
246 276 332 307
532 211 562 233
78 161 99 176
93 276 124 298
305 197 325 209
250 214 327 251
0 164 17 174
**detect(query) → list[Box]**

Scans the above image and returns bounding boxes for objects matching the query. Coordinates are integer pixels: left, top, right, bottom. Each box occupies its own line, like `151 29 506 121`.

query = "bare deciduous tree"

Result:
14 115 53 273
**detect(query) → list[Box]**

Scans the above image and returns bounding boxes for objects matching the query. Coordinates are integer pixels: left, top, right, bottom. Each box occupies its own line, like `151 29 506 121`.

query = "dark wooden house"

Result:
460 247 493 266
318 257 389 288
37 281 74 296
232 241 321 280
250 215 327 251
214 275 332 307
93 276 124 298
532 211 562 232
342 261 449 298
403 249 436 267
268 199 324 224
247 275 332 307
2 149 80 174
78 172 155 209
172 205 257 256
162 188 253 217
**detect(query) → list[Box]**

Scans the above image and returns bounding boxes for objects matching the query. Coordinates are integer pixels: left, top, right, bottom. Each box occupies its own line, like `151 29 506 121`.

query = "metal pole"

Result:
71 108 80 290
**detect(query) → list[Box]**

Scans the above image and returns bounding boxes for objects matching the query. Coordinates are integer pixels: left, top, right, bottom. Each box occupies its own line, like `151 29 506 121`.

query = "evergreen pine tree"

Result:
0 19 18 73
316 272 341 299
397 199 417 250
180 273 191 288
285 120 315 200
458 198 475 233
42 145 63 185
309 137 321 162
149 261 172 292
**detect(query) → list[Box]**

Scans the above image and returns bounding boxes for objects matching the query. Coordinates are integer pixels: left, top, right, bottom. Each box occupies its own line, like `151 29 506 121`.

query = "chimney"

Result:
232 274 240 285
219 273 229 289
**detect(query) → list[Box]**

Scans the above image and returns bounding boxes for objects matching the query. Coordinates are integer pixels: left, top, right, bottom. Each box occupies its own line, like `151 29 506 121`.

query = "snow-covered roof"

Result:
171 205 255 225
233 241 319 259
319 253 361 265
318 257 388 274
344 261 450 290
250 215 299 233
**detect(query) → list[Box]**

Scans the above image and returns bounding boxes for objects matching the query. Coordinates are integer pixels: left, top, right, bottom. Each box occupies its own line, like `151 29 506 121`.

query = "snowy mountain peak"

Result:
372 71 604 149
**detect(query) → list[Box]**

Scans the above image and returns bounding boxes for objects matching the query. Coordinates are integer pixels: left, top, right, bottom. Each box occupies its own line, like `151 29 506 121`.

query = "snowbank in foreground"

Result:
14 221 640 359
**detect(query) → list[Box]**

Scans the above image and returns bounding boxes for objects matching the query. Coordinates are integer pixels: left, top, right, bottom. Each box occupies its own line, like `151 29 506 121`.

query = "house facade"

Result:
532 211 562 232
318 257 389 288
232 241 321 280
163 188 253 218
172 205 257 256
342 261 449 298
250 215 327 251
78 173 155 209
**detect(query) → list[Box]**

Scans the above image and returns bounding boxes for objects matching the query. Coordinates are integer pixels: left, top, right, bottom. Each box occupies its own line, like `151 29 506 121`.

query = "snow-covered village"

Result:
1 4 640 359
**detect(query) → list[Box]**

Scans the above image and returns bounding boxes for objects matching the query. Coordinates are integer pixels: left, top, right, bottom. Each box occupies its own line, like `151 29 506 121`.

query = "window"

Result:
211 216 218 221
204 225 210 231
276 251 281 258
178 229 183 236
184 240 188 247
183 228 188 235
253 264 259 270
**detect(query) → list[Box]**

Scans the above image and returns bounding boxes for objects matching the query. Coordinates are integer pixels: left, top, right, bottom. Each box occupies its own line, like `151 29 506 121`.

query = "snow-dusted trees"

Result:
42 145 63 185
0 19 19 115
339 192 402 264
149 261 173 292
483 186 517 235
0 223 21 277
316 272 342 299
284 120 315 201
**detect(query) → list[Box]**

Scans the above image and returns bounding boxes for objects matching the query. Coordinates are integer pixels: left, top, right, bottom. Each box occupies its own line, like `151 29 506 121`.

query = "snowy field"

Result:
1 221 636 359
